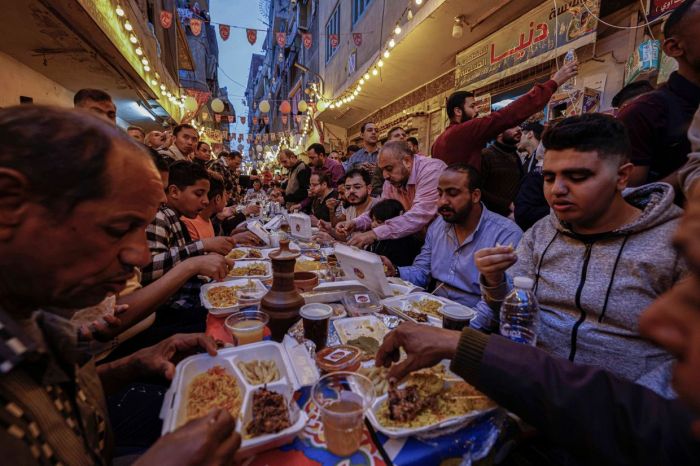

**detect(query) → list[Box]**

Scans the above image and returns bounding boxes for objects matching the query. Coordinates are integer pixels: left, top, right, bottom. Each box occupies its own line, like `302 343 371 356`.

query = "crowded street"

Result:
1 0 700 465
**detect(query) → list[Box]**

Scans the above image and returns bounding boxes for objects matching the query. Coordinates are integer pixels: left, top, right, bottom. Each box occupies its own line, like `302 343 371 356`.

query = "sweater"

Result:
431 79 558 167
474 183 686 397
450 328 700 465
480 140 524 216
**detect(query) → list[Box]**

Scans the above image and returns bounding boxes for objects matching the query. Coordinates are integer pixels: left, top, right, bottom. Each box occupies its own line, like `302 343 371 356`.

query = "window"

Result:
325 4 340 63
352 0 373 25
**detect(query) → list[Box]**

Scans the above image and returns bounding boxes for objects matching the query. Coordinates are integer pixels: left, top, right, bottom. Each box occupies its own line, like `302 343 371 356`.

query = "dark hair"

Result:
347 144 361 153
380 140 413 159
542 113 630 162
611 80 655 108
251 169 258 176
520 122 544 140
207 171 225 200
280 148 296 159
337 175 347 186
252 178 262 186
218 151 230 159
388 126 405 138
445 163 482 190
370 199 405 222
74 89 112 106
307 143 326 155
406 137 419 146
149 149 171 172
228 150 242 159
168 160 210 190
311 172 332 186
0 105 143 216
446 91 475 119
127 125 145 135
361 122 376 133
173 123 196 136
344 168 372 185
664 0 696 37
196 141 210 150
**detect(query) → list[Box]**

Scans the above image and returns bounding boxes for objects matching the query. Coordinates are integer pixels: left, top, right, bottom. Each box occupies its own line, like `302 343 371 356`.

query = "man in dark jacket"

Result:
376 181 700 465
480 126 524 216
278 148 311 208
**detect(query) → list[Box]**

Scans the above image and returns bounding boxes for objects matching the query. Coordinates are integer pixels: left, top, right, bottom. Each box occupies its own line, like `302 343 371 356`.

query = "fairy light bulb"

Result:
378 59 384 67
389 38 396 48
141 58 149 66
129 34 137 44
372 68 378 76
116 5 125 16
135 47 143 56
124 21 133 31
415 0 423 5
364 72 370 80
144 65 151 72
394 24 401 35
384 50 390 58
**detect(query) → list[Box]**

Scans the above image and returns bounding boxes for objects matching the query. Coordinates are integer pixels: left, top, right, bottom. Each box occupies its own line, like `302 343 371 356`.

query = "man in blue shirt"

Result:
382 163 522 307
345 122 383 196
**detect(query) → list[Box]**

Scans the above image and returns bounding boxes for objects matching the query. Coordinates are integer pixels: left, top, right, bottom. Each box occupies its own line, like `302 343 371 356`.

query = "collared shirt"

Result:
399 207 522 307
0 308 112 465
354 155 447 240
618 71 700 182
313 158 345 188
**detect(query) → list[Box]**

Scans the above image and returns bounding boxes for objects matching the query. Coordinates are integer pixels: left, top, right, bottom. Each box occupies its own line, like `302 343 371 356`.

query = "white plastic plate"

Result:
224 260 272 281
200 279 267 316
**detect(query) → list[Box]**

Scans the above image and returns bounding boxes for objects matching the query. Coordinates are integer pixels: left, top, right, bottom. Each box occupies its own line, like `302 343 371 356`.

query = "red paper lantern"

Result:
279 100 292 114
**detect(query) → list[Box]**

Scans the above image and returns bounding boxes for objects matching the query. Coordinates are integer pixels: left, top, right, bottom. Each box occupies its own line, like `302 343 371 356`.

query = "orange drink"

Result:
225 310 269 346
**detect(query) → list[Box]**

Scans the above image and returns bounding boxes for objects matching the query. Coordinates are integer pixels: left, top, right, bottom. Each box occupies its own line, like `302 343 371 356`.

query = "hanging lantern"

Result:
184 96 198 112
279 100 292 114
211 98 225 113
259 100 271 113
297 100 308 113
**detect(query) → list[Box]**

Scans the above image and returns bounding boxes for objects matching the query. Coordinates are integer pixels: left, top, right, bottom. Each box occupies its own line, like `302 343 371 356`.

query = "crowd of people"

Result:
1 2 700 465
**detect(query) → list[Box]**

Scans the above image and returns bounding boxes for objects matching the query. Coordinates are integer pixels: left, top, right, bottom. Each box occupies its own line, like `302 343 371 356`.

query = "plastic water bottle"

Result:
500 277 540 346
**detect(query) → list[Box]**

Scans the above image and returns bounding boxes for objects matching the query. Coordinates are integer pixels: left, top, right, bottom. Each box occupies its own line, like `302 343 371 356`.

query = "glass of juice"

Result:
312 371 374 457
225 310 269 346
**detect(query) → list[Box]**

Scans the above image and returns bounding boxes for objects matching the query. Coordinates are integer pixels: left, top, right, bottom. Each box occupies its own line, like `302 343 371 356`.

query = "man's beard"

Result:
347 193 368 206
439 203 471 224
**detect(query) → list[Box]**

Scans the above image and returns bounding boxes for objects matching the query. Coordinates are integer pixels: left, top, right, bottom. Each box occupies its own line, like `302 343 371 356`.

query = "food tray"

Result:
334 244 393 297
200 279 267 316
161 341 317 457
381 292 475 327
225 260 272 281
226 247 266 260
364 378 497 439
333 315 388 346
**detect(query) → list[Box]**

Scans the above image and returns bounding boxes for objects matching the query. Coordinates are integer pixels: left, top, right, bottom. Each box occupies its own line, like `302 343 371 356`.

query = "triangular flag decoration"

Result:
330 34 339 48
240 116 246 124
253 117 259 125
227 115 234 123
263 115 269 124
281 114 288 125
246 28 257 45
189 18 202 36
214 114 221 122
353 33 363 47
276 32 286 48
160 10 173 29
219 24 230 41
302 33 312 49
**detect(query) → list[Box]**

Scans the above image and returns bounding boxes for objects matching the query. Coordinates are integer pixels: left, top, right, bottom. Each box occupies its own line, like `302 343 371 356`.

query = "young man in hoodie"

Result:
473 113 685 397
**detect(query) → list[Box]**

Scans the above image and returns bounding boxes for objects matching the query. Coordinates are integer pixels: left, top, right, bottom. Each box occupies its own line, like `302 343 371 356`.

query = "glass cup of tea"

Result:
300 303 332 350
225 309 269 346
312 371 374 457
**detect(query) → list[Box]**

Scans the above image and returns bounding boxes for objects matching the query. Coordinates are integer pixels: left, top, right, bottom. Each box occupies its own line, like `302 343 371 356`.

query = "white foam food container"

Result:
333 314 389 345
333 244 393 297
226 247 266 261
247 220 270 245
364 378 497 439
381 292 476 327
160 341 317 457
224 260 272 281
200 279 267 316
288 213 312 241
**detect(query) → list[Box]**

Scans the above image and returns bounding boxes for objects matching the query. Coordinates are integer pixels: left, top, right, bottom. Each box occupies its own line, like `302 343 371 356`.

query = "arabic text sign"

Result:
647 0 685 21
455 0 600 91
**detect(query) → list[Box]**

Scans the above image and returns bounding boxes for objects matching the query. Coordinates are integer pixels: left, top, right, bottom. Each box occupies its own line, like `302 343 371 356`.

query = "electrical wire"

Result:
579 0 667 31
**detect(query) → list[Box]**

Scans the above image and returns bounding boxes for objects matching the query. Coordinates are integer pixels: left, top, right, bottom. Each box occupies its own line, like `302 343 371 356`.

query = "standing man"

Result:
480 126 524 217
74 88 117 125
431 62 577 168
346 122 383 196
338 141 446 248
209 150 243 201
387 126 407 141
618 0 700 188
307 143 345 187
127 125 146 142
517 121 544 173
277 149 311 209
160 123 198 161
192 141 212 165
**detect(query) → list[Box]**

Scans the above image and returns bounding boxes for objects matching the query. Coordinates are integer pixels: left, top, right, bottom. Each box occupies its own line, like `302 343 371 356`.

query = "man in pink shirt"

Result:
307 143 345 187
338 141 447 248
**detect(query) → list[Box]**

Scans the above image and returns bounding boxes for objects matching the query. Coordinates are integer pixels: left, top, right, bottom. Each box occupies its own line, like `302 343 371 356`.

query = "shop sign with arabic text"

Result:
455 0 600 91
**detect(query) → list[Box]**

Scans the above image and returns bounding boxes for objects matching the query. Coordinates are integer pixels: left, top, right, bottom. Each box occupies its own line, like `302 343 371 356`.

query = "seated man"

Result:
375 180 700 465
245 178 267 201
382 164 522 306
182 171 228 240
338 141 447 248
318 168 377 241
474 114 685 397
297 173 338 223
0 106 240 465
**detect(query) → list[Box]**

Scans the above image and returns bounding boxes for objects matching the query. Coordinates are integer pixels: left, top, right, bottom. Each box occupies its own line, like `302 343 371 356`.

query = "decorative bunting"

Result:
219 24 230 41
189 18 202 36
353 33 363 47
227 115 234 123
246 28 257 45
276 32 286 48
160 10 173 29
330 34 339 48
240 116 246 124
302 33 313 49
